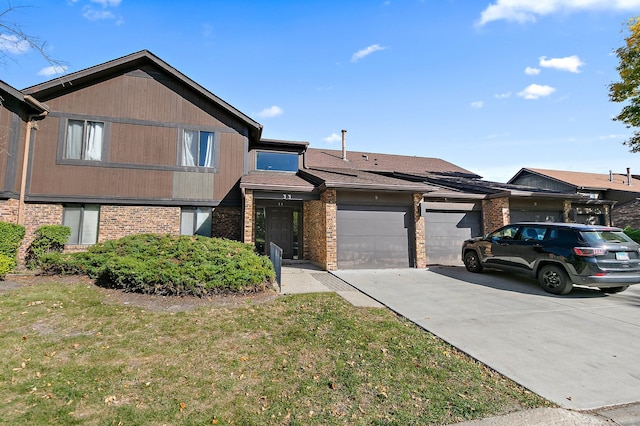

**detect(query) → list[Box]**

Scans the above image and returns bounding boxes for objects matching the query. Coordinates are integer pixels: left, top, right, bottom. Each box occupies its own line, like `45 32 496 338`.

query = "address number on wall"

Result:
282 194 292 200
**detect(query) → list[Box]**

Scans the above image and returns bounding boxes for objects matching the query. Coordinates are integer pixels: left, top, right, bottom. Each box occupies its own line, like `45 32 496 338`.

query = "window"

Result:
256 151 298 172
65 119 104 161
181 207 212 236
181 130 215 167
63 205 100 245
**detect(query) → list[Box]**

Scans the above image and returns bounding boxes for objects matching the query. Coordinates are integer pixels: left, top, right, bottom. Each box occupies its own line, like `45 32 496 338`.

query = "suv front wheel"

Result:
538 265 573 295
464 251 483 273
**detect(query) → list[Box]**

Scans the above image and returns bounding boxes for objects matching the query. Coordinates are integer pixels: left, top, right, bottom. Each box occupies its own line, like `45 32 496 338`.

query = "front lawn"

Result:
0 278 550 425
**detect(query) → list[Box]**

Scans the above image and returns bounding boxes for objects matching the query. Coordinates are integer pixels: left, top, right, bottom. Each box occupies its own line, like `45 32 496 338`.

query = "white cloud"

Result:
517 83 555 99
525 66 540 75
83 7 115 20
539 55 584 73
38 65 69 76
470 101 484 109
351 44 386 62
494 91 512 99
0 34 30 54
257 105 283 118
477 0 640 26
323 133 342 143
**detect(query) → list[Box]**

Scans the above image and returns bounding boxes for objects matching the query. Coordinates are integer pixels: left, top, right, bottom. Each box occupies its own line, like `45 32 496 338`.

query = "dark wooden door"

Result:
266 208 293 259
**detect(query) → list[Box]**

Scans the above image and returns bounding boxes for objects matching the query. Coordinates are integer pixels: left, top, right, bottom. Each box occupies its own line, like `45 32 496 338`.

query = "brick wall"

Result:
612 199 640 228
0 199 19 224
413 193 427 268
482 196 510 234
323 189 337 270
243 190 254 244
212 206 242 240
99 205 180 241
303 199 326 268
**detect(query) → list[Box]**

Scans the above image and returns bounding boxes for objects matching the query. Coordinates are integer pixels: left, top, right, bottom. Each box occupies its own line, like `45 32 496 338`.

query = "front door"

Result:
266 208 294 259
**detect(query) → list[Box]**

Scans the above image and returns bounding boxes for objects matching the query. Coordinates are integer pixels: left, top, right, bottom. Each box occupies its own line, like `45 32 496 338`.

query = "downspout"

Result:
17 110 48 225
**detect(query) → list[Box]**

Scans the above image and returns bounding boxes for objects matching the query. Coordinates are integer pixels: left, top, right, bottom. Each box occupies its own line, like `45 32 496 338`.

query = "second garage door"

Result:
424 210 482 266
337 205 412 269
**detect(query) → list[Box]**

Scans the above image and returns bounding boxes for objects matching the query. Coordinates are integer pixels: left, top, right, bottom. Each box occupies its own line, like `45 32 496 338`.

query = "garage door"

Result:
337 205 412 269
424 211 482 266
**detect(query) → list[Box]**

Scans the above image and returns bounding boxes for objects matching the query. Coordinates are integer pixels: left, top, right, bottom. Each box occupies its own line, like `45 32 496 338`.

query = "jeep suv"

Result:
461 222 640 295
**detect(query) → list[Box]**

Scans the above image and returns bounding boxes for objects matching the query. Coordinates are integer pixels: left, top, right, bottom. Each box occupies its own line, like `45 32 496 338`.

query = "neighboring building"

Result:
508 168 638 227
1 51 591 270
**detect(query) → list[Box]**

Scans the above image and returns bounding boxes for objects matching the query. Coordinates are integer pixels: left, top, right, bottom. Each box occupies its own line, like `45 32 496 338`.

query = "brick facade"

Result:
612 199 640 229
0 199 19 224
243 189 254 244
19 203 64 263
212 206 242 240
98 205 180 241
413 193 427 268
302 189 337 270
482 196 510 234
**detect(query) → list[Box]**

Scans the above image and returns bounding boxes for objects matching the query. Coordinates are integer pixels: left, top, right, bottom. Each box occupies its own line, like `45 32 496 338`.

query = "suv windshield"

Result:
579 230 633 244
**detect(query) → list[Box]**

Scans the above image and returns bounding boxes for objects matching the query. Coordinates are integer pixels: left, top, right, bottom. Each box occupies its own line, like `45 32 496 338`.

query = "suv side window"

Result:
490 225 519 240
519 226 546 241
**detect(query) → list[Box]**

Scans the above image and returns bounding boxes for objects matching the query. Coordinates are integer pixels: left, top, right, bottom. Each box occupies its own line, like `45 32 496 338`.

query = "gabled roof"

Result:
305 148 479 177
508 168 640 193
21 50 262 142
0 79 48 113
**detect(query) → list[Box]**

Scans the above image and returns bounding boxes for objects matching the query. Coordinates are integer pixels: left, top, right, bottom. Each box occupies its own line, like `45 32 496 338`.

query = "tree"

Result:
610 17 640 152
0 2 65 72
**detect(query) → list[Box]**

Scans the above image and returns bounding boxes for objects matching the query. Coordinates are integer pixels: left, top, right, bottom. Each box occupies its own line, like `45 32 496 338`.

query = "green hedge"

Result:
40 234 275 296
0 254 14 279
26 225 71 269
0 221 25 273
624 227 640 244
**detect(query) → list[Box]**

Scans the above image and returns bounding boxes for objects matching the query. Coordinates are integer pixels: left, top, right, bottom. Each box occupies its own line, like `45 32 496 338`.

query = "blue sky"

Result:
3 0 640 181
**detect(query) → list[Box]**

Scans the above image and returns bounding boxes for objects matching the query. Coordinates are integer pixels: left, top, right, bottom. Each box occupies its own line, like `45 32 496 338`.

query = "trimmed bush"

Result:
0 254 13 280
40 234 275 296
0 221 25 268
26 225 71 269
624 226 640 244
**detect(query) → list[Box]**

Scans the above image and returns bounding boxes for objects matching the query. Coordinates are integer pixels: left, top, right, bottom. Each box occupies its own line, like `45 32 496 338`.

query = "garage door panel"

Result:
337 205 411 269
425 211 482 266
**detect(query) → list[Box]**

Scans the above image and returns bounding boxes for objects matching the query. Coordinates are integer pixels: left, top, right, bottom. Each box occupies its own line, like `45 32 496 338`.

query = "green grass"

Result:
0 280 551 425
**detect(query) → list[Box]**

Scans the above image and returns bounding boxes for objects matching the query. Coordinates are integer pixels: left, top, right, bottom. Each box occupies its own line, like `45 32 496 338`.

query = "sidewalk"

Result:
277 263 639 425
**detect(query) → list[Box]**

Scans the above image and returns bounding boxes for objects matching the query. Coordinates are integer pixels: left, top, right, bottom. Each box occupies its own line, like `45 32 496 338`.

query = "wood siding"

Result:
26 65 248 204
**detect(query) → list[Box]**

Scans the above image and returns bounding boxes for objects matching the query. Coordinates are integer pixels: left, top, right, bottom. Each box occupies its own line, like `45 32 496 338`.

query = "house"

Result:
508 168 638 226
0 50 591 271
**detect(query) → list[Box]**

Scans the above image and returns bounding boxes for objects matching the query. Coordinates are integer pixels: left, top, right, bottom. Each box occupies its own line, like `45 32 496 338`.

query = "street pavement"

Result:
331 267 640 424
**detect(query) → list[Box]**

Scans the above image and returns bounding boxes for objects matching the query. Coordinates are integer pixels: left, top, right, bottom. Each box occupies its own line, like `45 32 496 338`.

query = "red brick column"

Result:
413 193 427 268
323 189 337 270
243 189 254 245
482 196 510 234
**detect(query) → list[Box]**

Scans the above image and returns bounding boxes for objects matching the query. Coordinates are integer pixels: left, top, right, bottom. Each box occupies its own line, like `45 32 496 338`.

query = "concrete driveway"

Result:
332 267 640 411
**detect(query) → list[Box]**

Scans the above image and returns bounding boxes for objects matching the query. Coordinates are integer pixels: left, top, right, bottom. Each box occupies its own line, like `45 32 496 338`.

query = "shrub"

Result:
0 254 14 280
624 227 640 243
40 234 275 296
26 225 71 269
0 221 25 265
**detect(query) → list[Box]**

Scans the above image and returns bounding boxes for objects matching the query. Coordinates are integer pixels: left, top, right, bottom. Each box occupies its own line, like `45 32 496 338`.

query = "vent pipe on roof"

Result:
609 170 613 182
341 129 347 161
628 167 632 186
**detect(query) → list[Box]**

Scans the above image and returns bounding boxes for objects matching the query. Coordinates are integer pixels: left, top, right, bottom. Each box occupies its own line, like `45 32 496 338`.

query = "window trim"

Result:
57 117 110 164
178 128 220 171
62 204 100 245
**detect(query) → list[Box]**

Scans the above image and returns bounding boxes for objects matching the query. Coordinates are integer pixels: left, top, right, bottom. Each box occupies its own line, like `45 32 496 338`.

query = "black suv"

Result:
461 222 640 295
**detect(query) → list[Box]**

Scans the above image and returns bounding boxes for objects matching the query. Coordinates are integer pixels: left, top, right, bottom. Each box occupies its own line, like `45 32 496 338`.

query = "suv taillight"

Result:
573 247 606 257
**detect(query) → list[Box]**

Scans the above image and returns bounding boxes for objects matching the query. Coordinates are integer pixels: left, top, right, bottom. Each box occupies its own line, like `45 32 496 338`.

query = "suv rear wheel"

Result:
538 265 573 295
463 251 483 273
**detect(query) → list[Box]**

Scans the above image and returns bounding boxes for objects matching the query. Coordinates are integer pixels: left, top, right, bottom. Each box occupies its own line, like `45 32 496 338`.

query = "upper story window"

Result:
181 130 215 168
256 151 298 172
65 119 104 161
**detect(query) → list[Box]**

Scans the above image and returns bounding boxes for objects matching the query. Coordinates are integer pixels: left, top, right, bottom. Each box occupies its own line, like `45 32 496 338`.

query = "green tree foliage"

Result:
610 18 640 152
